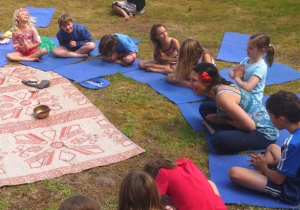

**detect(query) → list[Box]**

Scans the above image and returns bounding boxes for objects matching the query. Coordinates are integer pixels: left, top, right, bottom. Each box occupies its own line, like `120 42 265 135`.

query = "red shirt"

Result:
155 158 227 210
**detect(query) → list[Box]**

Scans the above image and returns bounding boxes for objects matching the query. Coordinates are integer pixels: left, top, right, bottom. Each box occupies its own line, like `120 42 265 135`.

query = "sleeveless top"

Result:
160 38 178 65
215 84 279 141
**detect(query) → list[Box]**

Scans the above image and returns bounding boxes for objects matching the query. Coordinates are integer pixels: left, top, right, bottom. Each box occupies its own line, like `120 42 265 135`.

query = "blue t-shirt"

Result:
240 57 267 103
277 127 300 205
56 22 93 51
113 33 138 54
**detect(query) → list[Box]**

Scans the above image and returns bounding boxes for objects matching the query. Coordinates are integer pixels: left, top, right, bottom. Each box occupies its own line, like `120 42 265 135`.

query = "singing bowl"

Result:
33 105 51 119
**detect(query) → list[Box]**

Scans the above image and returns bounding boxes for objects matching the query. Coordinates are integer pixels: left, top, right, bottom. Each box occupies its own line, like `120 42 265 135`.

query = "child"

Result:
98 33 138 66
59 194 101 210
228 90 300 206
228 33 274 102
118 171 174 210
6 8 47 62
112 0 145 20
166 38 215 87
144 157 227 210
52 13 95 58
138 23 180 74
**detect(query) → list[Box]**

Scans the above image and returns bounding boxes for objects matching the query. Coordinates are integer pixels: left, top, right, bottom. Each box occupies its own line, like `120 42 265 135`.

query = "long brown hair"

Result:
174 38 210 80
150 23 167 56
118 171 168 210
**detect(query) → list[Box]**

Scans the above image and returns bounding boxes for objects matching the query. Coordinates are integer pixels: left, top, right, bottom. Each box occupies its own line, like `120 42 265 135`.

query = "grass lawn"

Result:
0 0 299 209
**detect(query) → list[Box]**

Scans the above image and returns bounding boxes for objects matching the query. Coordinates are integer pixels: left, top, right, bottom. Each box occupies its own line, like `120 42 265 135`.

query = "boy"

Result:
59 194 101 210
228 90 300 205
52 13 95 58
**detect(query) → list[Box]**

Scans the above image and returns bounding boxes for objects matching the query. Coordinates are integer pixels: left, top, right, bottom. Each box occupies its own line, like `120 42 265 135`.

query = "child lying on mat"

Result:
6 8 47 62
228 33 274 103
98 33 138 66
229 90 300 206
144 157 227 210
52 13 95 58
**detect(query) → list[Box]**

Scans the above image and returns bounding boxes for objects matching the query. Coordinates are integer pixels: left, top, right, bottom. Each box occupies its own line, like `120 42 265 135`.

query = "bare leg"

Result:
146 66 174 74
264 144 281 168
6 52 40 62
28 48 47 59
74 42 95 54
52 46 89 58
208 180 221 196
112 5 131 20
228 166 267 192
166 73 191 87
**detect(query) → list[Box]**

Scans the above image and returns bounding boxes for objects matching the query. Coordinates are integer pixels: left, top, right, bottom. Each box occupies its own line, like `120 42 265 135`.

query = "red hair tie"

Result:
199 72 212 83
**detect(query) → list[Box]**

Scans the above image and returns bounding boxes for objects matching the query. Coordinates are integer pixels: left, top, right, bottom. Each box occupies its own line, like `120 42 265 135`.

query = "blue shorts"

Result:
264 179 284 200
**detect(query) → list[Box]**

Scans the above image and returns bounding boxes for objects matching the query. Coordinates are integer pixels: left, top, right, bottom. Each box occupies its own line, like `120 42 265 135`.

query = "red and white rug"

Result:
0 66 144 187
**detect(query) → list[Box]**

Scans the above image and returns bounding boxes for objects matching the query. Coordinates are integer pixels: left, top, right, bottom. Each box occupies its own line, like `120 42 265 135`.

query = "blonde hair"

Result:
11 8 36 36
174 38 210 80
58 13 73 27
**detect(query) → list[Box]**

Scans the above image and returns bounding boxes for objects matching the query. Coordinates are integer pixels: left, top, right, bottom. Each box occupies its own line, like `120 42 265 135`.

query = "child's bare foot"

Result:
77 54 89 58
124 13 133 20
146 67 157 72
202 120 216 135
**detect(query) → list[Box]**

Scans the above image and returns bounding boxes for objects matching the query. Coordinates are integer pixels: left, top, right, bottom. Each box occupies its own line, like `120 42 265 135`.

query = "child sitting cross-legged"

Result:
229 90 300 206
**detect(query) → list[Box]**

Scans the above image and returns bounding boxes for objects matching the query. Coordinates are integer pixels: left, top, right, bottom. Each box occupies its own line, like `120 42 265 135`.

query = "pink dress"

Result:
12 26 41 55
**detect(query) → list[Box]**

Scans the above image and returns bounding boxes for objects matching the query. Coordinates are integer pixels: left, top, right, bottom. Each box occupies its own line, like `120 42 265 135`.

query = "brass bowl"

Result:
33 105 51 119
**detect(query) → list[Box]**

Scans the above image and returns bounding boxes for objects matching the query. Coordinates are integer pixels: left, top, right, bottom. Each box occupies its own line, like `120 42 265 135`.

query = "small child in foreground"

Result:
52 13 95 58
59 194 101 210
98 33 138 66
229 90 300 206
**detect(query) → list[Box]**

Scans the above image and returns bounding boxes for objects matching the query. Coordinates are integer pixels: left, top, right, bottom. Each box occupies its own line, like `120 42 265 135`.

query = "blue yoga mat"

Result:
26 7 55 28
20 53 85 71
219 62 300 86
209 154 299 209
53 58 141 82
0 33 12 67
90 38 142 57
216 32 250 63
123 68 166 83
177 102 205 131
148 80 206 104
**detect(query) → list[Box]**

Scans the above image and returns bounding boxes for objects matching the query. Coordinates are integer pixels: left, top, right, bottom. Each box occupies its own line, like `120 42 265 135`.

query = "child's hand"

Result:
160 52 168 61
251 154 268 172
233 64 245 79
248 154 258 167
69 40 76 48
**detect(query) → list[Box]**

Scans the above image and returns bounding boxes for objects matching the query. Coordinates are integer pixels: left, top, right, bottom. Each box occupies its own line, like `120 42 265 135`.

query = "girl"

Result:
144 157 227 210
228 33 274 103
191 63 279 153
166 38 215 87
118 171 174 210
138 23 180 74
98 33 138 66
6 8 47 62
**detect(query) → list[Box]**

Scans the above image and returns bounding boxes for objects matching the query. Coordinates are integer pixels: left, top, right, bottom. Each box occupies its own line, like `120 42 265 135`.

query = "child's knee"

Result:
86 42 95 50
266 143 280 153
228 166 241 180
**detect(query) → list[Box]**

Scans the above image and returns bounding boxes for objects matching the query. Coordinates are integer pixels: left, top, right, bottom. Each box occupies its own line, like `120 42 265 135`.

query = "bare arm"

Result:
201 53 213 63
214 91 256 131
235 74 260 92
253 154 286 184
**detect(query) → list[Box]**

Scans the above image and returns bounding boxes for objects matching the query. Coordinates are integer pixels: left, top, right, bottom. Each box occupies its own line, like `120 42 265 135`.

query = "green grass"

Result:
0 0 300 209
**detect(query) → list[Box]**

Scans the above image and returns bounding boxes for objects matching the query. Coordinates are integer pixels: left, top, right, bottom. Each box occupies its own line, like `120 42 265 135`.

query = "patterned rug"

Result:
0 65 144 187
